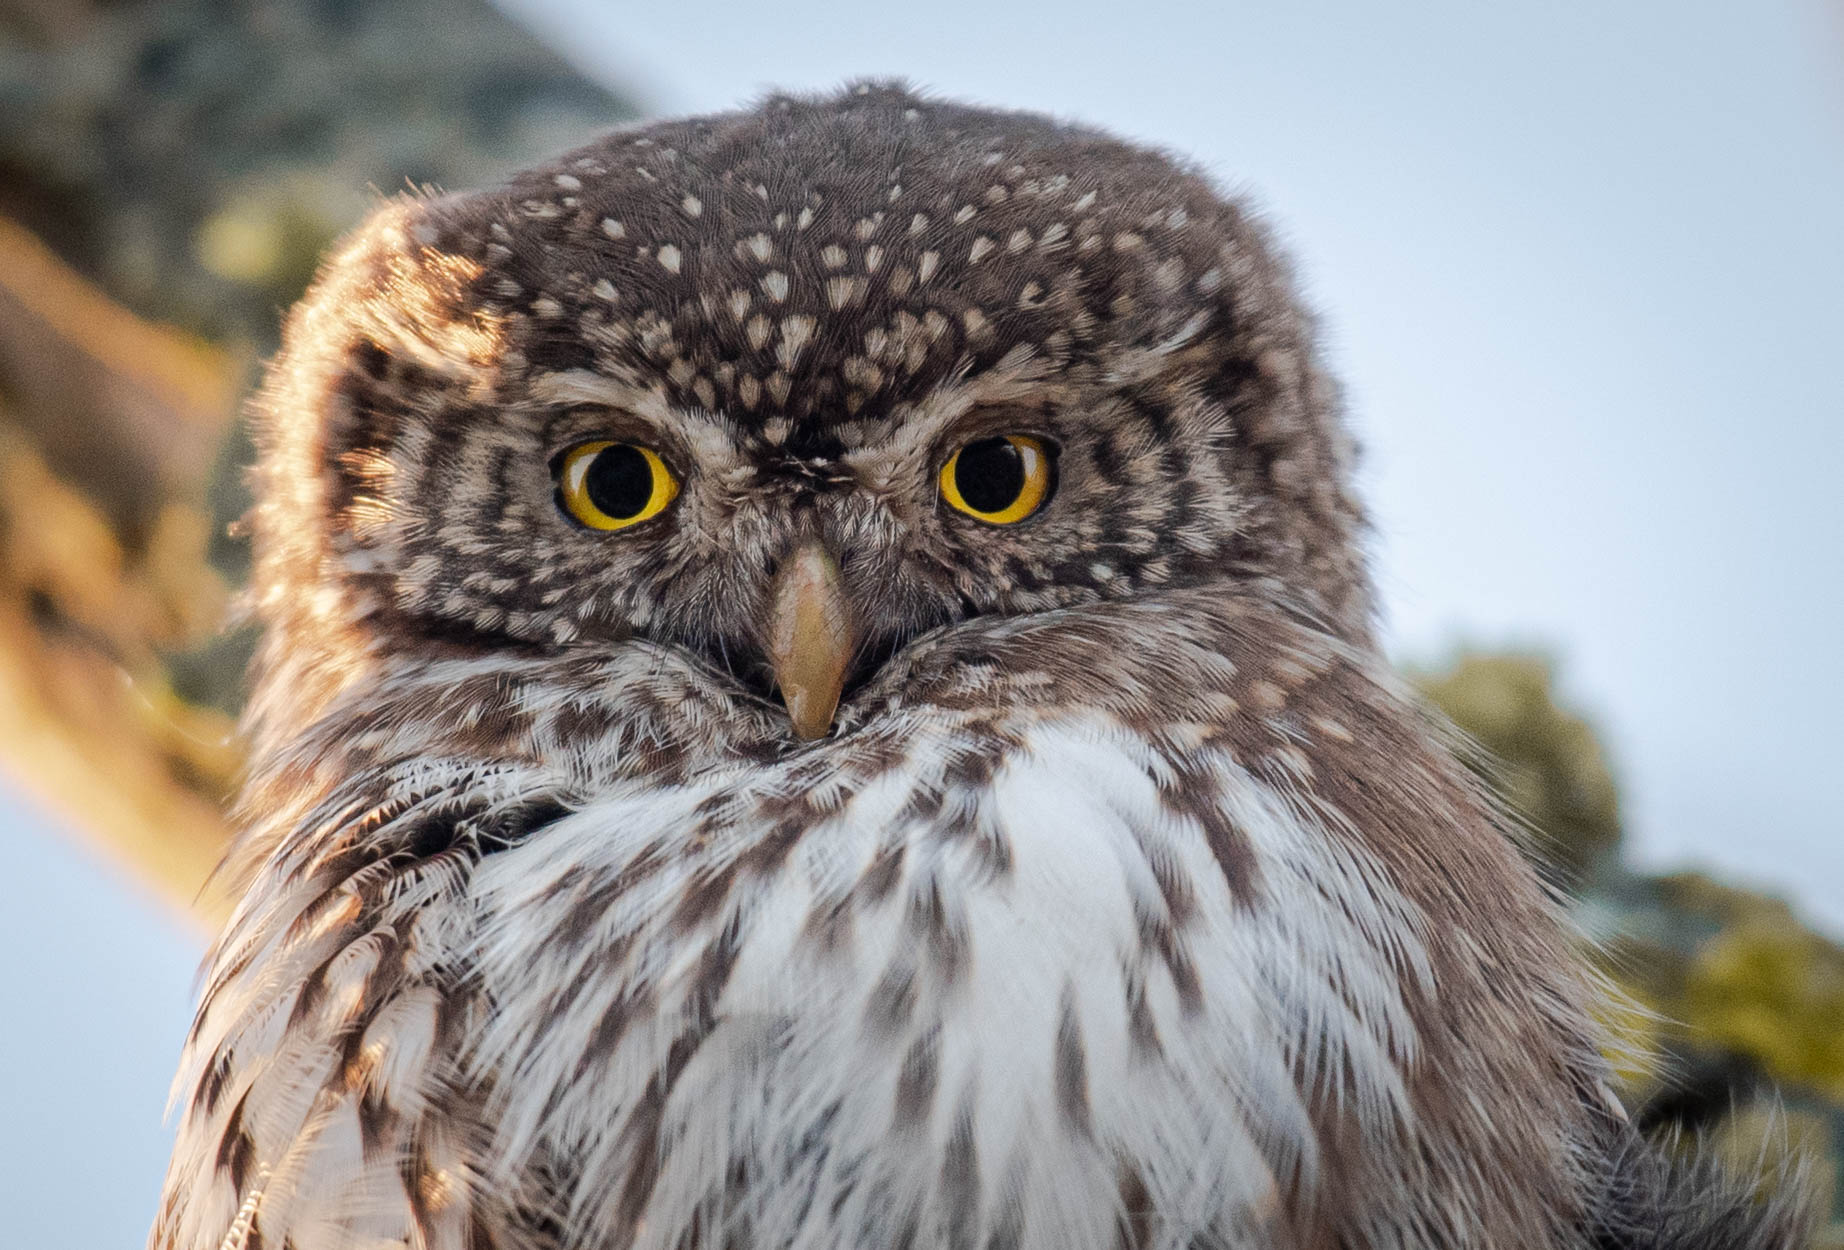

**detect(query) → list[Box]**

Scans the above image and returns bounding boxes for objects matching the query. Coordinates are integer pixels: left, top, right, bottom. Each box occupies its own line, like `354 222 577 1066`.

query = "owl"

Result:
153 85 1805 1250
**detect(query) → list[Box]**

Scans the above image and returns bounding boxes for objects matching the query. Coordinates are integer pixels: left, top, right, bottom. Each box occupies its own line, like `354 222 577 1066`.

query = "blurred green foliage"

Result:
1415 652 1844 1239
1 0 639 345
1414 651 1621 887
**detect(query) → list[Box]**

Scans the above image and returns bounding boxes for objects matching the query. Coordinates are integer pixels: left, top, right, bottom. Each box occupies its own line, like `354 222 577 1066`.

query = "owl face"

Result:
259 84 1370 742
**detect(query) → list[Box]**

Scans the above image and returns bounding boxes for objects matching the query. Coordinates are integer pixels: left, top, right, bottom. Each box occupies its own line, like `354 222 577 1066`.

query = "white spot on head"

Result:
1196 267 1223 294
969 236 995 264
797 206 816 231
760 271 790 302
593 279 618 301
909 213 930 236
864 245 885 272
777 315 816 369
1007 228 1032 253
821 245 848 270
918 251 940 283
727 289 752 320
743 232 773 263
953 204 977 226
681 194 703 217
1074 191 1098 211
826 276 866 309
746 315 772 349
554 173 582 191
842 355 884 390
600 218 626 240
657 245 683 274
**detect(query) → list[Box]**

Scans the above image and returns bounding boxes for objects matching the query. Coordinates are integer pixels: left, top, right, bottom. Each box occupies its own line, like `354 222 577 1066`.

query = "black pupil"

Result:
584 444 655 519
955 438 1025 513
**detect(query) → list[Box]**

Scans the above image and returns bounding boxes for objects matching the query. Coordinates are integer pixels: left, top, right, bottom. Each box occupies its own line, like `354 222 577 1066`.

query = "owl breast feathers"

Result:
153 85 1805 1250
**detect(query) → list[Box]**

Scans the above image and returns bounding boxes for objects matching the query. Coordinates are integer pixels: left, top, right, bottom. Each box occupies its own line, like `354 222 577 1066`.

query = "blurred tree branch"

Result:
0 215 239 922
0 0 638 925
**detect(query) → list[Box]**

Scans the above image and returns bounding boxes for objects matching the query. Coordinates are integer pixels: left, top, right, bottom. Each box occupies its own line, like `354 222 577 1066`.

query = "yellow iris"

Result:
556 440 680 531
939 435 1054 524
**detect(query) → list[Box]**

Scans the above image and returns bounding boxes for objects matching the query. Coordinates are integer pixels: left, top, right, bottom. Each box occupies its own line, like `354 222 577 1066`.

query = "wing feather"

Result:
152 762 564 1250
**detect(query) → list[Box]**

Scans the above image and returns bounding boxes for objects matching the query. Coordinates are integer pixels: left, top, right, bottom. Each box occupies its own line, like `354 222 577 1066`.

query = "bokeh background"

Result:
1 0 1839 1245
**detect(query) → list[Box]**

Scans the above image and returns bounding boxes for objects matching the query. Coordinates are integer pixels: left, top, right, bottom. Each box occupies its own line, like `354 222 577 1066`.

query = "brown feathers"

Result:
154 84 1809 1250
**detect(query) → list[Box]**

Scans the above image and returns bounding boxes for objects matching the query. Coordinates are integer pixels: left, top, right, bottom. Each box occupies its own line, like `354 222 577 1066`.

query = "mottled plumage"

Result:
154 84 1807 1250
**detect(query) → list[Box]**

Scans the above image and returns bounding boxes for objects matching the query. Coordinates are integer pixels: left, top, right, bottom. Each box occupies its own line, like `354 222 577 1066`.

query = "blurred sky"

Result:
2 1 1840 1244
0 797 196 1246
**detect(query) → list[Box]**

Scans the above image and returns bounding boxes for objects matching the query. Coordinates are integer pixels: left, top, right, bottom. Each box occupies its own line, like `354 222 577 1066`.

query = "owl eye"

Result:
938 435 1055 524
555 440 680 531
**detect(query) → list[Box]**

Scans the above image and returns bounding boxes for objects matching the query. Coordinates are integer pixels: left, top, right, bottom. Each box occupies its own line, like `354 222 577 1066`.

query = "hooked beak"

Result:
765 542 859 740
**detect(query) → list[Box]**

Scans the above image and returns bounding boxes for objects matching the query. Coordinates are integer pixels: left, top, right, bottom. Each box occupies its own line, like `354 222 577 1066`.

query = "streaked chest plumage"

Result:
469 711 1421 1249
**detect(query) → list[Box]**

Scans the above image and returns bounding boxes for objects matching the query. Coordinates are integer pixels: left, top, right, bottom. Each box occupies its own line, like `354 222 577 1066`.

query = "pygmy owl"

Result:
153 84 1805 1249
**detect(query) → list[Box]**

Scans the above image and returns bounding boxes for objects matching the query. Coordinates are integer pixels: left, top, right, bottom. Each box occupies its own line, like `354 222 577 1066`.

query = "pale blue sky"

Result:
3 2 1840 1244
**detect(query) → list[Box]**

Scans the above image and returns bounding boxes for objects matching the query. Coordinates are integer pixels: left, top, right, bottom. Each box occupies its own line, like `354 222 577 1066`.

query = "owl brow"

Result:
528 369 674 417
528 368 748 450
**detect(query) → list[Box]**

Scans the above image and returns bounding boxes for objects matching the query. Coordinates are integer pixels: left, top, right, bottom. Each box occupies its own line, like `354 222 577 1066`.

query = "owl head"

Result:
248 83 1370 747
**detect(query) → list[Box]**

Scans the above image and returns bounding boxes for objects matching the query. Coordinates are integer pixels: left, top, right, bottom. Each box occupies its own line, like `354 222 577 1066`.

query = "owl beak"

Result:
765 542 859 740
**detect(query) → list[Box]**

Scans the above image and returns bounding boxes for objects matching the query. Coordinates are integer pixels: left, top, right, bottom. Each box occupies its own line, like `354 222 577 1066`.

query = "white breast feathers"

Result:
466 710 1431 1250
